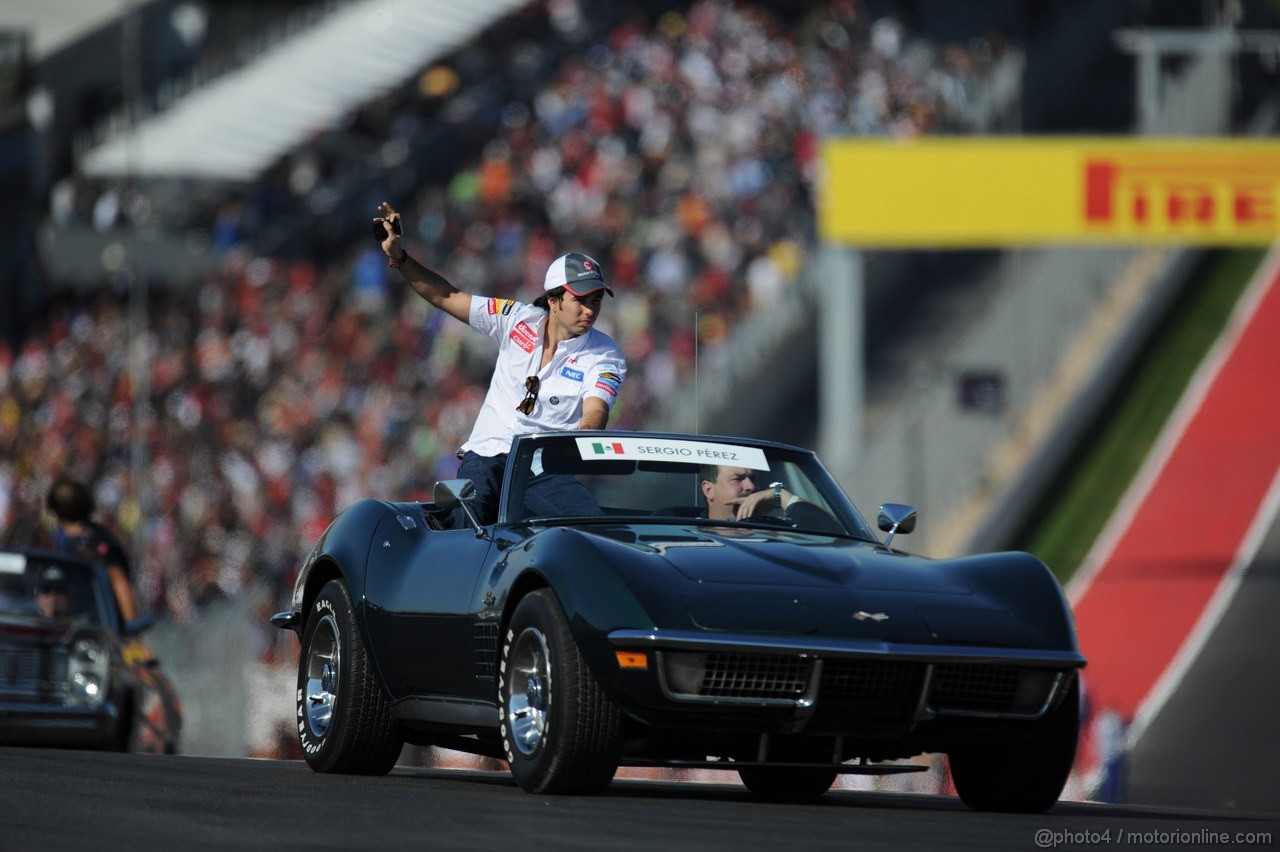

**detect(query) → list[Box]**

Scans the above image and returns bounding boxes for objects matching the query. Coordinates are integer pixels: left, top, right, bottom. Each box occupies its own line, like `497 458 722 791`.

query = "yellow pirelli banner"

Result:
818 138 1280 247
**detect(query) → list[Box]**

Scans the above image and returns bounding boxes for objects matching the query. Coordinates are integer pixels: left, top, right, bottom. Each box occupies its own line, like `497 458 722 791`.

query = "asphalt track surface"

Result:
1 746 1276 852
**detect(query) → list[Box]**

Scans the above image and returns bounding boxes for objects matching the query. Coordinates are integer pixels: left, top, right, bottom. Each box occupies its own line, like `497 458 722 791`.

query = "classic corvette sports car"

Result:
271 431 1085 812
0 547 182 753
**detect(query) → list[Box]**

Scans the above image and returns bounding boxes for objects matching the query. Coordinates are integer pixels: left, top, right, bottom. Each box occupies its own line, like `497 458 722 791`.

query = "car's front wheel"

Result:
948 676 1081 813
297 579 403 774
499 590 622 794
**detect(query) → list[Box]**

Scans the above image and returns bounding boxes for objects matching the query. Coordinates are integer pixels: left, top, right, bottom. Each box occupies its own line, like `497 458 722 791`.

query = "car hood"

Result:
563 524 1041 647
585 524 970 594
0 613 80 643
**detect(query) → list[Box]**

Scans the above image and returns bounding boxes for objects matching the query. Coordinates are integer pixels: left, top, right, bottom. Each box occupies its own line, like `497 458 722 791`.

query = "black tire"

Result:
948 676 1081 813
737 766 838 798
109 692 135 752
297 579 403 774
499 590 622 794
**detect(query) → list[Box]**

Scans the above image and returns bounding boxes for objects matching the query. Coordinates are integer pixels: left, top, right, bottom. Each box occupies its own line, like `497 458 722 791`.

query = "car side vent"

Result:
473 622 498 679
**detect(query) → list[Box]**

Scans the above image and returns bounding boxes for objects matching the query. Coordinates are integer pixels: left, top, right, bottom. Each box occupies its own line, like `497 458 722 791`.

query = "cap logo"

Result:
582 260 595 272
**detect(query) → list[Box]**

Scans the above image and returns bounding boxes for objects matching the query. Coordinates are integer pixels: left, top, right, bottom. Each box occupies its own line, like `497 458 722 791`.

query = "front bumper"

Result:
0 700 120 748
601 629 1086 736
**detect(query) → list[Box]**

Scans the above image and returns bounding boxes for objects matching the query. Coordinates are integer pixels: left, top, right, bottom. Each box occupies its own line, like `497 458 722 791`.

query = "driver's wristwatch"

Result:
770 481 784 509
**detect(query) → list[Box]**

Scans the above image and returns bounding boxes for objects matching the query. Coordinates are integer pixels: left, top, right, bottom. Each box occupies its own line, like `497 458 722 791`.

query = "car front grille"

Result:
661 651 1063 719
821 659 917 703
695 653 810 700
930 663 1022 712
0 642 69 703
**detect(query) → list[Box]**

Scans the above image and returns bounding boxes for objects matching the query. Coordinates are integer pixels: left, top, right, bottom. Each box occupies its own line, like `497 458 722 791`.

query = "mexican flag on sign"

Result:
592 442 625 455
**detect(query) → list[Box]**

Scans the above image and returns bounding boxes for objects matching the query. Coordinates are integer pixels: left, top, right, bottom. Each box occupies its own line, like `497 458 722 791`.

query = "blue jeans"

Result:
455 451 506 527
521 473 604 519
454 451 602 526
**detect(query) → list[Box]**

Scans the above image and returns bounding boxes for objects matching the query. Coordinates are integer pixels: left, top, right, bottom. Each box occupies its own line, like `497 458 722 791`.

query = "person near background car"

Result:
45 477 139 625
373 201 627 524
33 565 73 619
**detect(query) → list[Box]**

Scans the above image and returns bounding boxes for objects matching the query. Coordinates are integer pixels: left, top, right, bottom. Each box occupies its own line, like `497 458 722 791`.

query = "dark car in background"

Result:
272 431 1086 812
0 548 182 753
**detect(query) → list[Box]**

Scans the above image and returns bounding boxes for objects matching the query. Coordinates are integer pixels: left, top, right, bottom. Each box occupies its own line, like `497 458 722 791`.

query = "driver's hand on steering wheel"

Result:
726 490 776 521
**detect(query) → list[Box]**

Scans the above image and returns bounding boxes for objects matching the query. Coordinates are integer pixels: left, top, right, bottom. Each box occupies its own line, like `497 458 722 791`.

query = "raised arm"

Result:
375 202 472 324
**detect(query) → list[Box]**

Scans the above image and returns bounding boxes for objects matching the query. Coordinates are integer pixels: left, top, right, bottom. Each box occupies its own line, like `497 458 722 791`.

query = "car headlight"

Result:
71 672 102 701
74 637 103 662
67 633 111 707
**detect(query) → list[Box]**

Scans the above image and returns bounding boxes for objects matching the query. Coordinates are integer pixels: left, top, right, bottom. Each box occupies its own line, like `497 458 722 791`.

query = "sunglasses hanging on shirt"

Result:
516 376 539 415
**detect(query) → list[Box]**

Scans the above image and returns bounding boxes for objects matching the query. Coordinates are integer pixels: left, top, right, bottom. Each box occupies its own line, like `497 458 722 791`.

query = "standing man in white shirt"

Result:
374 201 627 524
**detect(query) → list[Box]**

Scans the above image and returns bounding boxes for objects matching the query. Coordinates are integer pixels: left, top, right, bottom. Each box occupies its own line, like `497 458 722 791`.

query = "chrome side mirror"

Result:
433 479 486 538
877 503 917 550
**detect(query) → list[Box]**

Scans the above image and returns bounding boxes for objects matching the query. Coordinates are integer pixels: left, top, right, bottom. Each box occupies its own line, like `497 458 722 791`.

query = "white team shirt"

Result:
460 296 627 457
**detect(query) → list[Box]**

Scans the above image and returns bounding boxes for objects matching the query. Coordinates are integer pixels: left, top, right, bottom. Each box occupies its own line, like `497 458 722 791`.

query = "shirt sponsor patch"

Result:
510 321 537 353
594 370 622 397
560 367 584 382
486 298 516 316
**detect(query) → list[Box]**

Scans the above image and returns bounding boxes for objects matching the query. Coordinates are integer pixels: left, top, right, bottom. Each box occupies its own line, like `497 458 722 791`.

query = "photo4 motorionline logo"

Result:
1035 828 1272 848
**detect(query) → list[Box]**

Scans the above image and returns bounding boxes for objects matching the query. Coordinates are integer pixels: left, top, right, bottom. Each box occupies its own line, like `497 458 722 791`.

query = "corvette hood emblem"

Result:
852 611 889 622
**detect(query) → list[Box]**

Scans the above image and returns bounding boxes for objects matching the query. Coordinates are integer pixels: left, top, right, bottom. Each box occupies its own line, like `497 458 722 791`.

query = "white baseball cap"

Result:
543 252 613 296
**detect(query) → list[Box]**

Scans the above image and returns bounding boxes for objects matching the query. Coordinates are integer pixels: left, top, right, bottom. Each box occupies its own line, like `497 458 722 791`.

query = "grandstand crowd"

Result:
1 0 1014 622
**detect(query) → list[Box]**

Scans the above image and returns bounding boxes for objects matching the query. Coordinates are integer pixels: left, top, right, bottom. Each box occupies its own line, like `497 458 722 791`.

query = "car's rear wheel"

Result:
737 765 838 798
948 676 1080 813
297 579 402 774
499 590 622 794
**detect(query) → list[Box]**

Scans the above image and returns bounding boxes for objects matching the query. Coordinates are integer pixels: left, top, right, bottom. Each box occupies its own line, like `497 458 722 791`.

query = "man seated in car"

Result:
698 465 841 533
33 566 73 619
699 465 801 522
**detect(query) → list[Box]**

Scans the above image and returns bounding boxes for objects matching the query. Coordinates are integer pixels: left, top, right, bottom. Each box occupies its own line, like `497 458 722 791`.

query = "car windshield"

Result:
0 552 106 626
502 434 876 540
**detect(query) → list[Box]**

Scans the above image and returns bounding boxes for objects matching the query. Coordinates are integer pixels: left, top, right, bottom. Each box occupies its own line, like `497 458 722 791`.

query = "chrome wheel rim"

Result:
506 626 551 757
304 613 340 738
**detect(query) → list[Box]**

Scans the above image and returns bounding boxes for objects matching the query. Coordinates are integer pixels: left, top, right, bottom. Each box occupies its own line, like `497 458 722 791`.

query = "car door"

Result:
362 511 494 701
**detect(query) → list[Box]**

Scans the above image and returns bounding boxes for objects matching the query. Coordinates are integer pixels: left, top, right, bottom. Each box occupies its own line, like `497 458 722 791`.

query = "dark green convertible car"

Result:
271 431 1085 812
